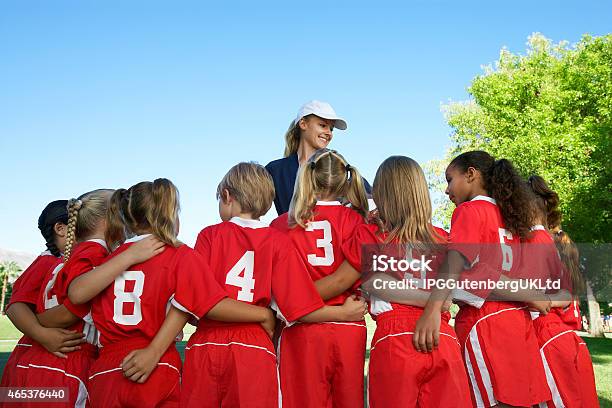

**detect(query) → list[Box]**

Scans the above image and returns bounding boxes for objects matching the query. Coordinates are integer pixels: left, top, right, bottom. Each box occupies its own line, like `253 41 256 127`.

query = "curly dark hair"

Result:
449 151 533 239
527 175 561 230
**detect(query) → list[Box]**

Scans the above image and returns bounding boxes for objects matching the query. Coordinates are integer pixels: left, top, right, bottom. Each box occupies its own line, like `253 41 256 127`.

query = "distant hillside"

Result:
0 248 37 271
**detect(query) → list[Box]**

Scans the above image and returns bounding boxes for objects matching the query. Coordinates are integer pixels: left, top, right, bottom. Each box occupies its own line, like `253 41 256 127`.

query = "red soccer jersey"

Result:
38 239 109 344
91 235 227 347
448 195 521 307
517 226 565 287
342 222 448 317
194 217 325 324
270 201 365 306
8 251 61 308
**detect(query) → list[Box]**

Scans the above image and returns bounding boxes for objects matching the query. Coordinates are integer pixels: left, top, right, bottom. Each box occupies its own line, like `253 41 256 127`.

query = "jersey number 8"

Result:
113 270 145 325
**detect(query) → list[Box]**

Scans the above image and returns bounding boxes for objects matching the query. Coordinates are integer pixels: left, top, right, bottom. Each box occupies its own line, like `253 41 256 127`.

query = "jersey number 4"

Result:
226 251 256 302
113 270 145 325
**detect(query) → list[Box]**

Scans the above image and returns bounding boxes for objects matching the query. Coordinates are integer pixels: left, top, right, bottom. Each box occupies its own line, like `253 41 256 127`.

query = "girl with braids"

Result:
527 175 599 408
270 148 370 408
2 200 85 388
14 190 161 408
67 179 276 408
414 151 551 408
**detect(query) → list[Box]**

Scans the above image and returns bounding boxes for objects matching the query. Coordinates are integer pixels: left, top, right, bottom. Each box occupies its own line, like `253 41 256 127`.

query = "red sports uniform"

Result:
271 201 367 408
16 240 108 408
343 222 472 408
88 235 227 408
449 196 550 408
181 217 325 408
1 251 62 388
524 227 599 408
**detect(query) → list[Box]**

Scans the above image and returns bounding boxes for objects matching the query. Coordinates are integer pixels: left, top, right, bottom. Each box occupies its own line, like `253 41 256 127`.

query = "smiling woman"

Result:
266 100 370 215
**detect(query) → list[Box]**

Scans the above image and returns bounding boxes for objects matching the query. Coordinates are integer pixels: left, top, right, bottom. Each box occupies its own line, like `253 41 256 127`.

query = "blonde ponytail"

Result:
344 165 369 220
284 120 301 157
288 149 368 228
288 161 318 228
105 189 128 250
64 189 114 261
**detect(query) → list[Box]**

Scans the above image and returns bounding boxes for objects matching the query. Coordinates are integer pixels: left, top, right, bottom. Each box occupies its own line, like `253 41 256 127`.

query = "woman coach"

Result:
265 100 371 215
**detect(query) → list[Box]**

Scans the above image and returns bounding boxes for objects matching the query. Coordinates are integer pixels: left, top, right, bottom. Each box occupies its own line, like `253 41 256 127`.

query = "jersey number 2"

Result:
113 270 145 325
226 251 255 302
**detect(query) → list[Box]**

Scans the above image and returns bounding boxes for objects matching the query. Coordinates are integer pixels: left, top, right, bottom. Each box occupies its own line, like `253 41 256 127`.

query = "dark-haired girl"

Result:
527 175 599 408
414 151 550 408
1 200 85 389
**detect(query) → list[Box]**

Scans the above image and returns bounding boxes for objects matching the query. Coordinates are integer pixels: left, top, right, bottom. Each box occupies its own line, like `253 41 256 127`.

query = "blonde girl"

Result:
66 179 275 408
333 156 472 407
15 189 144 408
265 100 371 215
270 148 369 408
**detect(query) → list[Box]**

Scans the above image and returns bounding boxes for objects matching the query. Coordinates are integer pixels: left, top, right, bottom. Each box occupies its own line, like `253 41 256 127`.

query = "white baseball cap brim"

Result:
294 100 347 130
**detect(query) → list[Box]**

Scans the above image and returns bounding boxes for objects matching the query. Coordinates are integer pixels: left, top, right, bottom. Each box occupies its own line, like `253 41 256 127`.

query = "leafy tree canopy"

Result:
432 33 611 244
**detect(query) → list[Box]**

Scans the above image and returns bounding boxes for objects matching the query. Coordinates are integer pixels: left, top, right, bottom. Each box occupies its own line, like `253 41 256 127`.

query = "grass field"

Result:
0 316 610 406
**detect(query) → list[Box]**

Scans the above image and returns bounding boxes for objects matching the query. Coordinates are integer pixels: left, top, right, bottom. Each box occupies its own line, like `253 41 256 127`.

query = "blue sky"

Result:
1 1 610 254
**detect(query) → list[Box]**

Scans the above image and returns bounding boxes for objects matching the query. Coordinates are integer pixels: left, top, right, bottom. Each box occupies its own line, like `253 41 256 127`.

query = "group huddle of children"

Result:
1 148 598 408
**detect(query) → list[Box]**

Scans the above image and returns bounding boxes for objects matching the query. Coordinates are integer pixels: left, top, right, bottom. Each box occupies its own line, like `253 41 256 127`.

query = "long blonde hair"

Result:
289 149 368 228
105 178 182 249
64 189 115 261
373 156 441 245
284 119 302 157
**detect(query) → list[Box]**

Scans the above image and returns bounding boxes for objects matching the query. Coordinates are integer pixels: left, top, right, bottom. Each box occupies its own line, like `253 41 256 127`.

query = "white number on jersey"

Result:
113 270 145 325
43 263 64 310
226 251 256 302
306 220 334 266
498 228 513 272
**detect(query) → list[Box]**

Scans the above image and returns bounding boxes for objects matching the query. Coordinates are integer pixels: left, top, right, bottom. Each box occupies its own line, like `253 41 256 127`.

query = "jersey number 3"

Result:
113 270 145 325
306 220 334 266
226 251 256 302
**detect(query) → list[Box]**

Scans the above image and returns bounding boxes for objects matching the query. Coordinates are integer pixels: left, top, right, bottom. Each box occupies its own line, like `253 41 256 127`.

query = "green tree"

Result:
429 33 611 335
435 33 611 244
0 261 22 314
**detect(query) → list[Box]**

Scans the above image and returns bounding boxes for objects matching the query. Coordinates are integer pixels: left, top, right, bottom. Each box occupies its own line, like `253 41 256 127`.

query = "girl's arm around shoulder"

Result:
68 236 165 305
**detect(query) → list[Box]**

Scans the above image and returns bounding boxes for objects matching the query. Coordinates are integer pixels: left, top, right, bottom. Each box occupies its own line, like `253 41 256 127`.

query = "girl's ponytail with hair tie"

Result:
310 161 316 170
346 164 352 172
68 198 83 211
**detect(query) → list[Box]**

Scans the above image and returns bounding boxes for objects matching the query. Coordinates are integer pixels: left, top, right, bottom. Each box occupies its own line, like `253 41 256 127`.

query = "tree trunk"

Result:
586 281 604 337
0 273 7 315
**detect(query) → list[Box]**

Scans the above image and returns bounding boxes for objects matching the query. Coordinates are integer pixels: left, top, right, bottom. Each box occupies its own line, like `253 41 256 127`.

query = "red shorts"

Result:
279 320 367 408
368 309 471 408
88 338 181 408
533 314 599 408
454 302 550 407
181 323 277 408
1 336 34 388
13 342 96 408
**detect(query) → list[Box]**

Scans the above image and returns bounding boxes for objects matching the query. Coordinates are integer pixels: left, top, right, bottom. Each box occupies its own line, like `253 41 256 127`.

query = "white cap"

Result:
294 100 347 130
